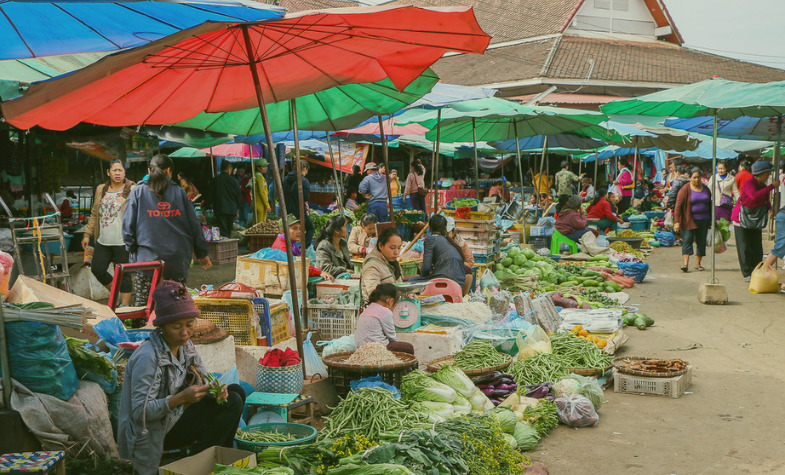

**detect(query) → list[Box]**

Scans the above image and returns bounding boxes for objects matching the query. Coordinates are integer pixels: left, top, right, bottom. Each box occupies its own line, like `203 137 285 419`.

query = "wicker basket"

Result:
235 423 317 453
612 356 690 378
568 366 612 377
322 351 418 397
425 354 512 377
247 233 278 252
256 362 304 394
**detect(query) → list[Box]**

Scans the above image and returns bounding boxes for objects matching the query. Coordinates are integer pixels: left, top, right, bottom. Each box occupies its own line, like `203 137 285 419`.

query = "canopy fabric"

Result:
602 77 785 119
491 132 604 152
169 147 208 158
0 52 110 100
663 116 784 141
143 126 232 148
1 6 491 131
396 97 523 129
405 82 497 110
333 119 429 142
174 69 439 136
392 134 496 158
199 143 261 158
603 121 699 152
0 0 284 60
581 146 653 163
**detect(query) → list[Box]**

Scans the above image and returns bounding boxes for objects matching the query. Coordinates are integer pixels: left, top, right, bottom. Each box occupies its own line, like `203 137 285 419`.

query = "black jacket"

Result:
283 171 310 218
210 172 241 215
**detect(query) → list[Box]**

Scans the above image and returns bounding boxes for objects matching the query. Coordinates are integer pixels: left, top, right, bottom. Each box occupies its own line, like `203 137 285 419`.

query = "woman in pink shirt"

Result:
354 283 414 354
614 160 634 214
731 161 775 281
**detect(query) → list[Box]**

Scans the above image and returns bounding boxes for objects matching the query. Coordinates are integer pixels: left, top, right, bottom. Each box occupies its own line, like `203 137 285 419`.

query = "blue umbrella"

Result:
663 116 782 141
492 133 604 152
0 0 283 60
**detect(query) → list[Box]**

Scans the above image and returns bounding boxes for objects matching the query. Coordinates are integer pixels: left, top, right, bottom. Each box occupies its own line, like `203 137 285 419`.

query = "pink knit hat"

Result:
152 280 200 326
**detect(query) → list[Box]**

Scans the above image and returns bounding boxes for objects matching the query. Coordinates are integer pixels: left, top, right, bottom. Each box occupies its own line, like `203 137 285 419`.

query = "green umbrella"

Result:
603 77 785 290
175 69 439 136
169 146 208 158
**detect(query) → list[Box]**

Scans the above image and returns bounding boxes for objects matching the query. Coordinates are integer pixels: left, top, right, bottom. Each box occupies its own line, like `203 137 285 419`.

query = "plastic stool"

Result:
421 278 463 303
550 230 578 255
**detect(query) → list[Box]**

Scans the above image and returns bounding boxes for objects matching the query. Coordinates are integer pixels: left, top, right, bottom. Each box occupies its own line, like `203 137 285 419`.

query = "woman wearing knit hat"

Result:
117 280 245 475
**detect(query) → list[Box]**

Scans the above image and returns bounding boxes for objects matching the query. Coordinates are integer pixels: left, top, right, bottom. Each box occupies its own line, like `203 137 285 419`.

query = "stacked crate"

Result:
450 215 500 265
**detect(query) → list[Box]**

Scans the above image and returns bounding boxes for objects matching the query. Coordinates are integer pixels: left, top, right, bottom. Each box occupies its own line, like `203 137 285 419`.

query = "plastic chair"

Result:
421 278 463 303
550 230 578 255
109 260 165 322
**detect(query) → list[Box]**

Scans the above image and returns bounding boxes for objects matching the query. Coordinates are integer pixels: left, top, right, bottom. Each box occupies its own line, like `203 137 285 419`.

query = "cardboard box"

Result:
159 447 257 475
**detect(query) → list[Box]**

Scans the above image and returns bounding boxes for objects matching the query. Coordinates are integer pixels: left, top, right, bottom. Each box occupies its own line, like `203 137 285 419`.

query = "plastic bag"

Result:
663 210 673 227
3 322 79 401
516 326 552 360
555 393 599 427
248 247 288 261
317 335 356 357
303 332 328 377
750 262 779 294
305 244 317 263
349 374 400 398
93 317 130 347
217 366 240 386
479 268 500 290
564 374 603 410
707 226 727 255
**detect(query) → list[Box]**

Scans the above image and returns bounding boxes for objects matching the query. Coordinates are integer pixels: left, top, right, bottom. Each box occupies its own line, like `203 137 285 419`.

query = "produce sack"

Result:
317 335 356 358
303 332 328 377
749 262 779 294
479 268 500 290
516 326 552 360
3 322 79 401
553 374 603 410
706 226 727 255
555 394 599 427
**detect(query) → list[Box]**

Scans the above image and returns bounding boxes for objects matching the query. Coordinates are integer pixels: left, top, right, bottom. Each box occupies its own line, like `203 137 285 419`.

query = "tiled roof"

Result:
546 36 785 84
511 93 627 105
272 0 358 12
380 0 582 44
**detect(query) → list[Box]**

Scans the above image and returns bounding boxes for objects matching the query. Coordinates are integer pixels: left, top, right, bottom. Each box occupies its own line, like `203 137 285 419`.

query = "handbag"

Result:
739 204 768 229
416 186 428 198
719 193 734 209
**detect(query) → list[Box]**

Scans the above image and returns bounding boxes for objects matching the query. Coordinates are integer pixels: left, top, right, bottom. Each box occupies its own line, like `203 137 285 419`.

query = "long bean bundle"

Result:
550 333 613 369
453 340 507 369
320 388 430 442
236 429 297 443
508 352 570 386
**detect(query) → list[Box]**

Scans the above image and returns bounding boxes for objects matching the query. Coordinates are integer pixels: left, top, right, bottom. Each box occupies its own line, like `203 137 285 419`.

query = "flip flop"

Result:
695 265 705 271
680 265 689 273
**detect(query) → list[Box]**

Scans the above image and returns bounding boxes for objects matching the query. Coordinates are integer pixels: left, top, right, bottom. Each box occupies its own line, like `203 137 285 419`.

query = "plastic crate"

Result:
473 252 497 264
443 209 494 221
307 303 359 340
316 279 360 299
269 302 290 345
247 233 278 252
207 238 238 264
400 260 420 278
529 226 551 237
194 297 257 345
613 367 692 398
629 220 650 232
529 236 551 251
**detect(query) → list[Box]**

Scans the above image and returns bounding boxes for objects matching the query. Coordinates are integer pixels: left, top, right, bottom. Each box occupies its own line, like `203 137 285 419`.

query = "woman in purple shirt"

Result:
674 168 712 272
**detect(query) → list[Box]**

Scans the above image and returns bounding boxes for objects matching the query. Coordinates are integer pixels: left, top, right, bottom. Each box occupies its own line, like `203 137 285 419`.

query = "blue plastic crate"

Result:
473 252 497 264
253 297 273 346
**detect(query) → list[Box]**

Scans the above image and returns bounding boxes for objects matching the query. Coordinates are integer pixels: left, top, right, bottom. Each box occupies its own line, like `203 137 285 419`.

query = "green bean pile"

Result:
453 340 508 370
508 352 570 387
550 333 613 369
320 387 430 442
236 429 297 443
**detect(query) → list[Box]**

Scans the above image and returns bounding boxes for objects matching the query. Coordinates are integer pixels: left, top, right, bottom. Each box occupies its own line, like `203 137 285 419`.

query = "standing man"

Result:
359 162 390 222
554 160 584 197
251 158 271 223
284 162 314 249
210 160 241 239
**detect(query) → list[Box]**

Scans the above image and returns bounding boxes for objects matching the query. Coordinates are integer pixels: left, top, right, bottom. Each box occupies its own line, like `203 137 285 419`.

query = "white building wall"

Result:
568 0 657 37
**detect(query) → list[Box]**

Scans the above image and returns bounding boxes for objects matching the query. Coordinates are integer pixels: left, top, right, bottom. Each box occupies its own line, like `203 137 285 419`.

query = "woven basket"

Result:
612 356 690 378
256 362 304 394
322 351 418 397
568 366 612 377
426 354 512 377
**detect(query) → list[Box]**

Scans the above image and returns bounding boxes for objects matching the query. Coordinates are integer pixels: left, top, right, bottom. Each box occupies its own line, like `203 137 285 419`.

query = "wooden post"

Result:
378 116 395 224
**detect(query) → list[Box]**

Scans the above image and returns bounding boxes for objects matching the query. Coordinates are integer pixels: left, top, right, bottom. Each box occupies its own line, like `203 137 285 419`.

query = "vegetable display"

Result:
245 219 281 234
345 343 401 366
549 333 614 369
509 353 570 387
471 371 518 406
520 400 559 437
454 341 508 369
236 428 297 443
622 312 655 330
400 370 457 403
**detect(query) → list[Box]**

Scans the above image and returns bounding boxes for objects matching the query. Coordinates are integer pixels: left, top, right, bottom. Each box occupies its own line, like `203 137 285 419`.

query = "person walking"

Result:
708 162 740 223
735 160 753 192
251 158 271 223
554 160 584 197
613 159 634 214
665 165 690 210
674 168 712 273
82 159 135 306
404 159 427 211
314 215 353 280
732 160 775 281
210 160 241 239
283 162 314 248
359 162 390 221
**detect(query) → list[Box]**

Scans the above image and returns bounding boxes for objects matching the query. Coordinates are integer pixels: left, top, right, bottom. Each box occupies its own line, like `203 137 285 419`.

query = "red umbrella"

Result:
2 6 490 130
199 143 262 158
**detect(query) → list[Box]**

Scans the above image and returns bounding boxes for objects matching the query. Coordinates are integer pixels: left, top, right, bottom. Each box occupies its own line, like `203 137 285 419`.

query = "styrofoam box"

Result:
397 326 464 370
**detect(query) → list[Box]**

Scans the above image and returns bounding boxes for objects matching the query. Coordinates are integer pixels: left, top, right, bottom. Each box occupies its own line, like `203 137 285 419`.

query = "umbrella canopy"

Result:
1 6 491 131
200 143 261 158
492 131 605 152
664 115 784 142
174 69 440 136
0 0 284 60
170 147 208 158
603 121 699 152
391 135 497 157
405 82 497 110
333 118 429 142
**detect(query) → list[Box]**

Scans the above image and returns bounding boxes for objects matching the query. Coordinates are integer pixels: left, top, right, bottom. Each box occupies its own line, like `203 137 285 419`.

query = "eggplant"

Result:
526 386 550 399
545 395 556 402
481 388 496 397
496 383 516 391
499 374 515 380
498 377 515 385
492 399 502 406
476 383 495 390
472 371 502 385
493 389 513 397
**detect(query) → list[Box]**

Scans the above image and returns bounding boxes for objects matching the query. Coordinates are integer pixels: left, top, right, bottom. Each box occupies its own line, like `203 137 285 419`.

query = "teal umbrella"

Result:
603 77 785 288
170 147 208 158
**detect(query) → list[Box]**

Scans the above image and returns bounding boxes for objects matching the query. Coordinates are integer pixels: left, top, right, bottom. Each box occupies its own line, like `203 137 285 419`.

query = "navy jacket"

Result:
283 171 310 218
210 172 241 215
122 180 209 281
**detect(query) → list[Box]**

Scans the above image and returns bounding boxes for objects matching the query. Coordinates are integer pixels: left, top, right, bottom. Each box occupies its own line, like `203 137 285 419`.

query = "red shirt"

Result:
735 170 752 192
586 198 616 221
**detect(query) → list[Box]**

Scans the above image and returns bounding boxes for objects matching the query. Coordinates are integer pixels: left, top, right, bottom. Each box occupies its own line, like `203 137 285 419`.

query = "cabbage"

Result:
452 394 472 414
413 401 454 421
502 433 518 449
401 370 457 403
508 264 520 272
508 247 520 257
431 365 475 397
553 378 580 398
468 387 493 412
514 255 527 267
491 407 518 433
512 422 540 451
501 257 513 267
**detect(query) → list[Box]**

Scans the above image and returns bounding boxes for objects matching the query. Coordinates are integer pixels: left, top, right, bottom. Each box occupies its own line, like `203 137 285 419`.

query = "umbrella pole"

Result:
326 135 344 216
433 109 442 212
710 112 718 285
378 116 395 224
593 152 599 190
770 115 782 242
241 25 304 377
290 100 309 331
512 121 526 244
472 118 480 200
537 136 548 208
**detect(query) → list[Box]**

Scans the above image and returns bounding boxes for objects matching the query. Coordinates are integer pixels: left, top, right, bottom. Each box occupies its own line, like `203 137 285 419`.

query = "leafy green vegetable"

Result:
327 463 416 474
431 365 476 398
512 422 540 451
452 394 472 414
521 400 559 438
502 433 518 449
453 341 507 370
491 407 518 433
401 370 457 403
412 401 454 422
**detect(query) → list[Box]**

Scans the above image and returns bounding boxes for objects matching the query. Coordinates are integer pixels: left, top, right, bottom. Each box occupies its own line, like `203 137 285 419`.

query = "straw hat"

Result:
190 318 230 344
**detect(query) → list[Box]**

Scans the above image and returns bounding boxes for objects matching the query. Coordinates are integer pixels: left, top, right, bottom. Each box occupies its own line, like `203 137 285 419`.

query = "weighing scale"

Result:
393 298 421 332
245 392 299 425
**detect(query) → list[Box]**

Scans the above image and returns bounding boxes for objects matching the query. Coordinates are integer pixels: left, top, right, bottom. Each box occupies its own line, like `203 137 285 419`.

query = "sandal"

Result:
696 265 705 271
680 265 689 273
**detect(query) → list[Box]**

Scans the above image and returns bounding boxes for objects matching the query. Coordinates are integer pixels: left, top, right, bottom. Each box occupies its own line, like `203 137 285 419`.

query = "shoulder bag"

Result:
739 204 768 229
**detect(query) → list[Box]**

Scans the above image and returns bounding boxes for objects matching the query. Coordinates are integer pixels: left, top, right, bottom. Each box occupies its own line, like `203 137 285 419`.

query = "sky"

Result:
663 0 785 70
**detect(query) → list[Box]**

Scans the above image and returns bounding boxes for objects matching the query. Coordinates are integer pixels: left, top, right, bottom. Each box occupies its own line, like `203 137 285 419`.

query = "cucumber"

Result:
607 281 622 292
560 283 576 288
604 284 616 293
582 279 599 287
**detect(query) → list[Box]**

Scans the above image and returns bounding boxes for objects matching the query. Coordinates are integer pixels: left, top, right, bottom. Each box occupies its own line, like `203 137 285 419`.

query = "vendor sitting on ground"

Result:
271 215 303 256
446 216 474 295
408 214 466 289
587 187 625 233
555 195 599 242
355 283 415 355
361 227 403 301
348 213 377 256
315 215 353 280
118 281 245 475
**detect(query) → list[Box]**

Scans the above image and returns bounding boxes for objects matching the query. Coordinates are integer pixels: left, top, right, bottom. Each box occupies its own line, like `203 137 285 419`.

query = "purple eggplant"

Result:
472 371 502 385
545 395 556 401
476 383 495 390
493 389 513 397
526 386 550 399
496 384 517 391
481 388 496 397
498 378 515 385
492 399 502 406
